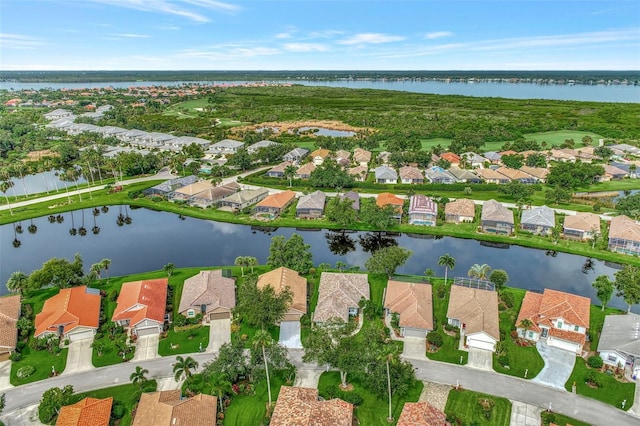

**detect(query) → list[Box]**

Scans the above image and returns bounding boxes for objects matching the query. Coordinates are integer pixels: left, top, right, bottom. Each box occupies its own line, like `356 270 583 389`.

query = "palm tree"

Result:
78 209 87 236
379 344 400 422
336 261 348 272
173 355 199 383
284 165 297 187
468 263 491 280
253 330 274 408
0 180 14 215
130 366 149 389
5 271 28 294
210 376 232 413
519 318 533 339
100 259 111 281
69 211 77 236
163 263 175 277
27 219 37 234
246 256 258 274
90 263 102 282
235 256 248 276
438 254 456 286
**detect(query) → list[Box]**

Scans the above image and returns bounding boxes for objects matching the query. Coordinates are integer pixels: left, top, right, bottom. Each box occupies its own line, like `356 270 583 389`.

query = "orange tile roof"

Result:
133 391 217 426
440 152 461 163
256 190 297 209
376 192 404 208
549 327 587 346
112 279 168 326
384 281 433 331
270 386 353 426
35 286 100 337
0 294 21 351
397 402 446 426
56 397 113 426
257 267 307 315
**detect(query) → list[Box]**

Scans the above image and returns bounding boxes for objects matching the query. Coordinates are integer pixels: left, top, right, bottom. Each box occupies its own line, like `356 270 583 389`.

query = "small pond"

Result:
291 127 356 137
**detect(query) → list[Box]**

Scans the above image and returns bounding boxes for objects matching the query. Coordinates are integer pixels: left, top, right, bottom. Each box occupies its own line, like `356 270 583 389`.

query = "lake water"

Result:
1 79 638 103
6 170 87 197
1 207 635 313
293 127 356 137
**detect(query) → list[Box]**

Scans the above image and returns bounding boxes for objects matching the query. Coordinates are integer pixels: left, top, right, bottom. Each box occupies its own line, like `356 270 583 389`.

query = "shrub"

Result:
109 290 119 302
436 285 446 299
501 292 514 309
340 391 363 406
585 371 602 388
10 352 22 362
300 314 311 327
17 365 35 378
498 355 510 367
588 356 603 369
427 331 444 348
111 403 125 419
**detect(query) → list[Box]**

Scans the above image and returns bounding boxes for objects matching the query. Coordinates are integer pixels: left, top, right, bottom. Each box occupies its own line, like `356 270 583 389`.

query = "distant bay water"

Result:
1 79 639 103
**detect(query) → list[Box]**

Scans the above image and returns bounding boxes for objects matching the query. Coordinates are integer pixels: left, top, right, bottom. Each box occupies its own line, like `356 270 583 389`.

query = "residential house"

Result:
424 167 456 184
313 273 370 324
168 180 215 202
44 109 74 120
376 192 404 223
255 190 297 219
608 215 640 256
353 148 372 167
384 280 433 338
341 191 360 211
334 149 351 163
483 151 502 164
270 386 353 426
143 176 199 197
296 190 326 219
121 129 149 144
439 152 461 165
377 151 392 164
610 162 638 178
597 313 640 378
266 161 292 178
447 284 500 351
247 140 278 154
474 168 510 184
56 397 113 426
516 289 590 354
460 152 489 168
35 286 100 341
520 205 556 236
399 166 425 184
295 162 316 179
171 136 211 151
283 147 309 163
112 279 168 336
208 139 244 155
133 391 217 426
408 195 437 226
496 167 538 184
0 294 21 357
219 188 269 211
549 149 576 162
348 165 369 181
519 166 549 183
187 183 240 209
397 402 446 426
563 212 601 241
481 200 514 235
448 167 483 184
178 270 235 322
375 165 398 184
445 199 476 223
603 164 629 180
609 144 640 156
575 148 596 163
310 148 331 165
257 267 307 322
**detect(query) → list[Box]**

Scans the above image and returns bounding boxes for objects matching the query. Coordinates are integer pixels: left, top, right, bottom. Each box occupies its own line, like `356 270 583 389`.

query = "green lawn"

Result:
564 357 635 409
158 325 209 356
10 344 68 386
540 411 591 426
523 130 605 148
318 371 423 425
92 335 135 367
426 281 468 365
587 305 625 352
223 372 288 426
236 322 280 349
445 388 512 426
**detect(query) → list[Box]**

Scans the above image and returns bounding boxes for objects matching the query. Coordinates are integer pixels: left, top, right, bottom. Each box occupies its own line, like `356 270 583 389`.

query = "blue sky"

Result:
2 0 639 70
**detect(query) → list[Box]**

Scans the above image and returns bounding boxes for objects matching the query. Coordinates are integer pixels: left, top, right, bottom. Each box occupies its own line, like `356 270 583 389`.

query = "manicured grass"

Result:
236 322 280 349
92 336 135 367
587 305 625 352
10 343 68 386
427 281 468 365
318 371 423 425
223 372 288 426
493 288 544 379
540 411 591 426
445 388 512 426
158 325 209 356
564 357 635 409
368 273 388 305
523 130 605 147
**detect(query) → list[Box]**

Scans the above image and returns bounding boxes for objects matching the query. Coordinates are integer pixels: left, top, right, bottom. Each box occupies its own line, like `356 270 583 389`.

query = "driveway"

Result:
531 340 576 388
402 337 426 359
279 321 302 349
133 335 159 361
468 348 493 371
510 401 541 426
207 318 230 353
0 360 12 391
61 339 94 375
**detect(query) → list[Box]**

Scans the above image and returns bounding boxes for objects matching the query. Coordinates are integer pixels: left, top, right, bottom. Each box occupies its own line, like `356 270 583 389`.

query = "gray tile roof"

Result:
481 200 514 224
521 205 555 227
375 165 397 180
178 270 235 315
597 313 640 357
297 190 326 210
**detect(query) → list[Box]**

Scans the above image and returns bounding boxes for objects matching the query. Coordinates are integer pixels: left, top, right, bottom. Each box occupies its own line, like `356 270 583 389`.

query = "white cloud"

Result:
0 33 44 49
338 33 405 45
425 31 453 40
307 30 344 39
87 0 240 23
158 25 181 30
283 43 328 52
112 33 151 38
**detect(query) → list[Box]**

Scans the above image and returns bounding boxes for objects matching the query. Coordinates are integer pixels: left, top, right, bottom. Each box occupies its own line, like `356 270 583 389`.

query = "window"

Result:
608 354 617 362
528 331 534 338
187 310 195 317
574 325 579 332
557 321 563 328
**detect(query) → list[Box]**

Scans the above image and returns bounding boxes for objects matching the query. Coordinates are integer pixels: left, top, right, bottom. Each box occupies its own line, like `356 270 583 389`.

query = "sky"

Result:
1 0 639 70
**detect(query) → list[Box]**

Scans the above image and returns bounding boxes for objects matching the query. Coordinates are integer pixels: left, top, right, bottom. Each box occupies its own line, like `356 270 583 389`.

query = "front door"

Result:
541 328 548 338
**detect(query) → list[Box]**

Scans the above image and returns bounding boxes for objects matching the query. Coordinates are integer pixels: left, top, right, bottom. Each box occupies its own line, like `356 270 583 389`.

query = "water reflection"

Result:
358 232 398 253
325 231 356 256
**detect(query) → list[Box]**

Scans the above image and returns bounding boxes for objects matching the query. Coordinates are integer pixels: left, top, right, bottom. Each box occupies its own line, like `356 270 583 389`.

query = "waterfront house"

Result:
408 195 437 226
603 164 629 180
597 313 640 378
353 148 372 166
348 165 369 181
310 148 331 165
376 192 404 222
270 387 353 426
266 161 291 178
296 190 326 218
496 167 538 184
384 280 433 338
247 139 278 154
439 152 461 165
283 147 309 163
448 167 483 184
341 191 360 211
35 286 100 342
563 212 601 240
168 180 215 202
187 183 240 209
399 166 425 184
295 162 316 179
516 289 590 354
218 188 269 211
57 397 113 426
608 215 640 256
397 402 446 426
445 199 476 223
520 205 556 235
0 294 21 357
375 165 398 184
313 273 370 324
208 139 244 155
474 168 510 184
254 190 297 219
133 391 217 426
178 270 235 322
143 175 198 197
424 167 456 184
112 279 167 337
481 200 514 235
446 283 500 351
257 267 307 322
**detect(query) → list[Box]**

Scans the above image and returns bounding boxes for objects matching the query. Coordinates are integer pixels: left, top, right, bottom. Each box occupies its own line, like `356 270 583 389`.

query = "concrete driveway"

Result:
133 335 159 361
207 318 230 353
531 340 576 388
403 337 426 359
468 348 494 371
279 321 302 349
61 339 94 375
510 401 541 426
0 360 12 391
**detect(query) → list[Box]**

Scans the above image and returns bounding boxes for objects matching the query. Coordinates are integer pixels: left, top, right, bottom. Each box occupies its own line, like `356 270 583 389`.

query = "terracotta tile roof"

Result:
397 402 446 426
178 270 235 316
609 215 640 243
447 285 500 341
310 148 331 159
270 386 353 426
603 164 629 177
256 190 297 209
35 286 100 337
520 166 549 180
348 165 368 178
173 180 213 195
0 294 20 351
399 166 424 181
549 327 586 346
353 148 372 164
563 212 601 233
515 292 544 334
481 200 514 224
112 279 168 326
475 168 510 181
313 273 370 323
257 267 307 315
376 192 404 208
56 397 113 426
445 199 476 218
296 162 316 177
496 167 533 180
334 150 351 160
133 391 217 426
440 152 461 163
384 281 433 330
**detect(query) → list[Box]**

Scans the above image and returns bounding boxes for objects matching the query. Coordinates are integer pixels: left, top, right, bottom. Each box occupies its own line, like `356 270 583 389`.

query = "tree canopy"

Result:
614 265 640 313
28 254 84 290
592 275 614 311
309 159 355 188
267 234 313 274
365 246 413 278
235 274 293 330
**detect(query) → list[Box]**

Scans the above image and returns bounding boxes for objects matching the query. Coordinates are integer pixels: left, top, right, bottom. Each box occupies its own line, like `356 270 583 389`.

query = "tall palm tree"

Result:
69 211 77 236
468 263 492 280
100 259 111 281
210 376 232 413
6 271 28 294
253 330 274 408
437 254 456 286
246 256 258 274
90 263 102 281
235 256 248 276
0 180 14 215
379 344 400 422
130 366 149 389
284 165 297 187
173 355 199 383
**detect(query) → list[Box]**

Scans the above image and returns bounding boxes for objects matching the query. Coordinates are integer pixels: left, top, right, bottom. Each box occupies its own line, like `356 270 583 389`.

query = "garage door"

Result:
404 328 426 338
68 329 95 341
209 312 229 321
467 337 495 352
136 326 159 337
549 338 579 354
